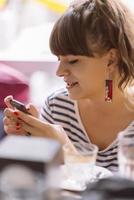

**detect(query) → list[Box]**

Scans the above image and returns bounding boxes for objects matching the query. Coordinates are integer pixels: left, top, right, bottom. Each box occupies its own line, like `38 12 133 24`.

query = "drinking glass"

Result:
118 131 134 180
62 143 98 184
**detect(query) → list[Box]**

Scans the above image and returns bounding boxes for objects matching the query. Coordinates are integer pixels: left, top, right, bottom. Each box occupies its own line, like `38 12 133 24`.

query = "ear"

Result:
107 48 119 72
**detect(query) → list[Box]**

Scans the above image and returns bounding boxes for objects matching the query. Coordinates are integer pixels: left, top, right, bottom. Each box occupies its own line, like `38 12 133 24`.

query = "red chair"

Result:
0 64 29 138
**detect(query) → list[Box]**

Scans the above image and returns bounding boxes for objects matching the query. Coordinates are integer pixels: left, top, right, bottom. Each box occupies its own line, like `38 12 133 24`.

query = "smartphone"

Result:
10 99 30 114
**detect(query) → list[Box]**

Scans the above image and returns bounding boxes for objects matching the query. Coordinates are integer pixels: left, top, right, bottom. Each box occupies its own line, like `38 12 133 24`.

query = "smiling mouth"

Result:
66 82 78 89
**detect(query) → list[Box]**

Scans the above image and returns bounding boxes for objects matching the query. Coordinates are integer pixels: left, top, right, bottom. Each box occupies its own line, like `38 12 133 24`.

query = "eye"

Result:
68 59 78 64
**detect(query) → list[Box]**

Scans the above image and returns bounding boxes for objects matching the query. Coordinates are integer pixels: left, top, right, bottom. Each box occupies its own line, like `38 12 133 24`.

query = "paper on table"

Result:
60 165 112 191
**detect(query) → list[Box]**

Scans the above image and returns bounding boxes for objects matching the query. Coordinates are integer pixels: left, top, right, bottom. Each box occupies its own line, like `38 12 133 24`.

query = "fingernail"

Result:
16 127 20 130
16 122 20 126
16 122 21 130
14 111 19 116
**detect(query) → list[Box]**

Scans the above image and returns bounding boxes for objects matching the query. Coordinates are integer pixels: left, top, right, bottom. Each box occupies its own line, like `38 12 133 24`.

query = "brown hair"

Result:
49 0 134 90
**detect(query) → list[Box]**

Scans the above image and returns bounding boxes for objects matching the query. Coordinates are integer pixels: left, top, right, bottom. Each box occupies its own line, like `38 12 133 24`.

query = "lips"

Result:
65 81 78 89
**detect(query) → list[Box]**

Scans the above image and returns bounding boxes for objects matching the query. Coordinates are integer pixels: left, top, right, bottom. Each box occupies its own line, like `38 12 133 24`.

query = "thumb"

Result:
4 95 14 109
26 104 39 118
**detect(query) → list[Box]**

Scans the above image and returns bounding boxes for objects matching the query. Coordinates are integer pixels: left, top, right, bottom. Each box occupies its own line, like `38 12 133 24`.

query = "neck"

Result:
78 88 129 116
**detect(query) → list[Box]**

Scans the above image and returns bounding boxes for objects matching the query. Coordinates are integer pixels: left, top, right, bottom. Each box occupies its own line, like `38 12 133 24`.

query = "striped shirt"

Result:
41 88 134 172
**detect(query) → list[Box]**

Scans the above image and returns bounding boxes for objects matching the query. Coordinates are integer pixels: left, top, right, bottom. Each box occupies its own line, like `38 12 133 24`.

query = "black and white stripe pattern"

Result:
41 88 134 172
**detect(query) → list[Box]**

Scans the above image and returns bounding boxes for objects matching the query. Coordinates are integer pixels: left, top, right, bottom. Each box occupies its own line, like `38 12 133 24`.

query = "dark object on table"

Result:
83 176 134 200
0 135 62 173
0 136 62 200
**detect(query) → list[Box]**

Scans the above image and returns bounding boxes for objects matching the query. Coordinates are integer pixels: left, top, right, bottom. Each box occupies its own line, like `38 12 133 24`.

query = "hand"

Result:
3 95 39 136
3 96 77 151
4 107 71 143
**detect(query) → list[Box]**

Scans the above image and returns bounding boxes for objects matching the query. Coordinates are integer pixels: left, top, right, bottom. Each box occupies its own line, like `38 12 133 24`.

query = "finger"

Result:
4 123 26 135
14 110 49 129
26 104 39 118
3 108 19 122
4 95 14 109
22 122 41 137
4 108 14 118
4 120 27 135
3 114 26 135
3 116 13 126
3 116 21 126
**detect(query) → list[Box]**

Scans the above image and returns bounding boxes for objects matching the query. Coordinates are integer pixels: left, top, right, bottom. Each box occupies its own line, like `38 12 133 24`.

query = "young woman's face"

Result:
56 53 111 100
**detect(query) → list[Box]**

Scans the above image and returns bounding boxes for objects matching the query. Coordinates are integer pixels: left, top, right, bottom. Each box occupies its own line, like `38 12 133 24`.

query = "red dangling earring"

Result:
105 60 113 102
105 79 113 102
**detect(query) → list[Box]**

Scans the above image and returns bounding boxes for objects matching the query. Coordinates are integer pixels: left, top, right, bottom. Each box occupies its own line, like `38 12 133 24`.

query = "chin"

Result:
68 92 86 100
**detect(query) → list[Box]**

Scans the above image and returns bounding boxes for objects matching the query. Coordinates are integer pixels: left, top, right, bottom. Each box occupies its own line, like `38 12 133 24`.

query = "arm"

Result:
3 96 77 151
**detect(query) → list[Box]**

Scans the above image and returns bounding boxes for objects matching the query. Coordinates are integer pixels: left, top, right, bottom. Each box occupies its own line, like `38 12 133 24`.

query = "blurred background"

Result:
0 0 71 107
0 0 133 107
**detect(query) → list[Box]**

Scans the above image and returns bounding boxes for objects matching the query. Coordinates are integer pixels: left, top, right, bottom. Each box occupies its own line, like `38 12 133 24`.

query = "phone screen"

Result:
10 99 29 114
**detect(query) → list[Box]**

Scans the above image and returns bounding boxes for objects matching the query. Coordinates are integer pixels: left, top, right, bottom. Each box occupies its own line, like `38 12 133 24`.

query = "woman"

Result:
3 0 134 172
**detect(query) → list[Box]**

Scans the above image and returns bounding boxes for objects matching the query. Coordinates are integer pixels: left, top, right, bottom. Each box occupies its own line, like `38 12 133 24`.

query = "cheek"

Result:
81 72 105 90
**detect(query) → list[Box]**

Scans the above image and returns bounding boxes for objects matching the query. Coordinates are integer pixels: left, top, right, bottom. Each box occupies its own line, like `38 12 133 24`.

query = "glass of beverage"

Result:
63 143 98 165
62 143 98 184
118 131 134 180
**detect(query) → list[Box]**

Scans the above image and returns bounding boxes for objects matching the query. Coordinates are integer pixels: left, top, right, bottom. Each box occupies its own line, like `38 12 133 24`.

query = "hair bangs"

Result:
49 9 93 56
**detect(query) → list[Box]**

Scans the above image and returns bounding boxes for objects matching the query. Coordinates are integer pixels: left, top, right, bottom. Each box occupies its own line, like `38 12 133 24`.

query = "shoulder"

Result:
42 88 75 115
46 88 74 106
48 88 68 99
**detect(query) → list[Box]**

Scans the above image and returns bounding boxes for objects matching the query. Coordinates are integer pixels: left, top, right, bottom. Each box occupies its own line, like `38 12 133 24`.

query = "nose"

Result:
56 62 70 77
